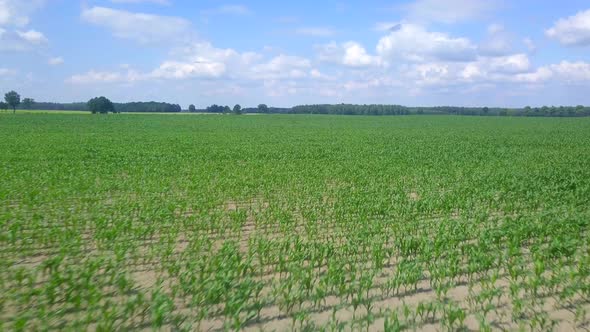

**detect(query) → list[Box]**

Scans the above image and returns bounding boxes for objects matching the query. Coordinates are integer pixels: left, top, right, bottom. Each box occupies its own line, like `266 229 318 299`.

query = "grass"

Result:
1 113 590 331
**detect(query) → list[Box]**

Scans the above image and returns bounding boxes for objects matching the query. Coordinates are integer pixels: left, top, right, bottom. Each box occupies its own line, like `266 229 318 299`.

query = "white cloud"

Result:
482 60 590 85
67 40 318 88
164 42 262 79
0 1 48 52
67 69 143 84
309 69 333 80
16 29 46 44
486 53 530 74
251 55 311 80
151 61 226 79
523 38 536 53
163 44 315 82
376 23 477 62
81 6 193 44
404 0 499 24
48 57 64 65
68 70 126 84
479 24 513 56
0 0 44 27
0 27 48 51
294 27 335 37
398 56 589 87
549 61 590 82
546 9 590 46
513 67 553 83
317 41 381 67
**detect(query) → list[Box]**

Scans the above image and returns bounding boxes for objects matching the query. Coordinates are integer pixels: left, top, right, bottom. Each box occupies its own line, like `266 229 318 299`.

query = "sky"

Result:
1 0 590 108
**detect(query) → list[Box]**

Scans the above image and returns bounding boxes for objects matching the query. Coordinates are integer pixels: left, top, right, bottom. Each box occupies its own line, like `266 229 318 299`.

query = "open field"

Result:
1 114 590 331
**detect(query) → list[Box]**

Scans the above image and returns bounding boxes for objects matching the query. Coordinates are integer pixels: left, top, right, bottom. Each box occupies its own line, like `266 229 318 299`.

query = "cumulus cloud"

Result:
401 56 590 87
513 67 553 84
479 24 513 56
0 0 44 27
549 61 590 82
404 0 499 24
160 42 263 79
68 41 319 88
317 41 381 67
151 61 226 79
251 55 311 80
16 29 46 44
523 38 536 53
81 6 193 44
67 69 144 84
0 28 47 51
546 9 590 46
486 53 531 74
376 23 477 62
0 1 48 52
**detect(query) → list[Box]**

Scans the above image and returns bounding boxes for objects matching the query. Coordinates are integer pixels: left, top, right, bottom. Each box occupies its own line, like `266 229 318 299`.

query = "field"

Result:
1 114 590 331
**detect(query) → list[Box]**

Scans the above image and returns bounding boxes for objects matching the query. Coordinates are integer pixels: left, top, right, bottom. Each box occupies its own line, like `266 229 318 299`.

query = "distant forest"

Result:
18 101 590 117
22 101 182 113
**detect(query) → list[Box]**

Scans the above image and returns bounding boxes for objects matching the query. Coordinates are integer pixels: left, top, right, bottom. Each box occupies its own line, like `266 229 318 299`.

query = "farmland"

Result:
1 114 590 331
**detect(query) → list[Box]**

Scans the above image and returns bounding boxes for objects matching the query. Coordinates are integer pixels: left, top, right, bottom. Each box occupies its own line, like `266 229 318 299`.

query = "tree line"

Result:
2 89 590 117
187 103 288 114
0 92 180 114
188 103 590 117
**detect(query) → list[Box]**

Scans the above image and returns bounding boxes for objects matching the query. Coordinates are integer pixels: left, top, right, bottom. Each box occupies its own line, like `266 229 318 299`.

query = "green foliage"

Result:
4 90 20 113
21 98 35 109
257 104 269 113
87 96 115 114
1 114 590 330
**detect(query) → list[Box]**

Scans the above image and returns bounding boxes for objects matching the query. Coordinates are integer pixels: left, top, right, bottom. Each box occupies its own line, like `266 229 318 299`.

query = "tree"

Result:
87 96 115 114
257 104 269 113
232 104 242 115
223 106 231 114
22 98 35 109
0 102 8 112
482 107 489 115
5 91 20 114
188 104 196 112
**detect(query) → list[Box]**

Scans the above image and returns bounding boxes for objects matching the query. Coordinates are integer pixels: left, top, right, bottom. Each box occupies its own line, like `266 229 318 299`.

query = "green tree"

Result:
188 104 196 112
87 96 115 114
4 91 20 114
232 104 242 115
257 104 269 113
0 102 8 112
223 106 231 114
22 98 35 109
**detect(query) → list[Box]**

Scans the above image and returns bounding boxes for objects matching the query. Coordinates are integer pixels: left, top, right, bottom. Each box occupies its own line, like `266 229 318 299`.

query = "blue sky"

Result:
1 0 590 108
